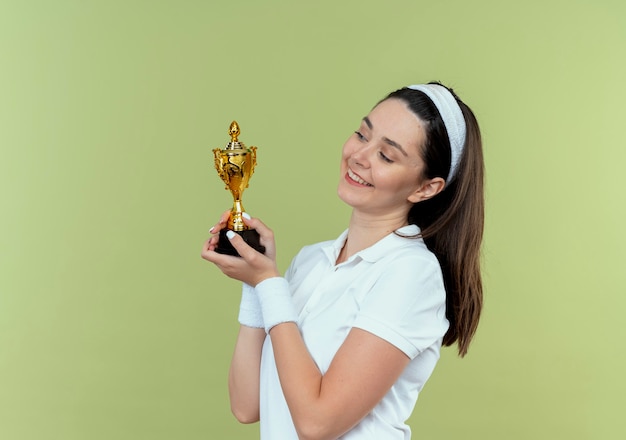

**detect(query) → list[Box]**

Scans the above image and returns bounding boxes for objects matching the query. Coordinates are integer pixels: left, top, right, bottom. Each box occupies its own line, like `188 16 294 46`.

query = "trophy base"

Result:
216 229 266 257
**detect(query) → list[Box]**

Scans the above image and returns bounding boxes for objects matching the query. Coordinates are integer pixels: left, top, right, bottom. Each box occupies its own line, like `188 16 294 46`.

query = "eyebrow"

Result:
362 116 408 156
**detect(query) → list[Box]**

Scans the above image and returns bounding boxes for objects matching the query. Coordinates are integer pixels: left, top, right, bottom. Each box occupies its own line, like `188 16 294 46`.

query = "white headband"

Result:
407 84 466 182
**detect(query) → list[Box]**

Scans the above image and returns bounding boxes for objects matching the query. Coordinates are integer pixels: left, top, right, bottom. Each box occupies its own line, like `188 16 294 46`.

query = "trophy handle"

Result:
213 149 230 190
248 146 257 182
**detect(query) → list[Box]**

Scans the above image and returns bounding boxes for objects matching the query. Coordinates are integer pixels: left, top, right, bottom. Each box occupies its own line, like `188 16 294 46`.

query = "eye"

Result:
379 151 393 163
354 131 367 142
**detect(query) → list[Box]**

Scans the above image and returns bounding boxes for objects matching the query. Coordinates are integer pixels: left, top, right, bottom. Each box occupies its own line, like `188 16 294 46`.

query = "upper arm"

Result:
298 257 447 438
303 327 411 439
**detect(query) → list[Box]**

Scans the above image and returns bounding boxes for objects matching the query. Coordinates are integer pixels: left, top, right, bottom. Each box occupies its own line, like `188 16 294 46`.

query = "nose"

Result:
350 144 372 169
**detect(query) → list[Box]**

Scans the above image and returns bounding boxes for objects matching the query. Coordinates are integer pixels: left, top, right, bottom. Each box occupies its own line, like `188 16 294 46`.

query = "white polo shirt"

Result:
258 225 449 439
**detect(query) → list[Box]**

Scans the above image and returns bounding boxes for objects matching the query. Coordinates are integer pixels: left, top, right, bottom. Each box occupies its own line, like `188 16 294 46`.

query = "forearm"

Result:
269 324 350 440
254 278 350 439
228 325 266 423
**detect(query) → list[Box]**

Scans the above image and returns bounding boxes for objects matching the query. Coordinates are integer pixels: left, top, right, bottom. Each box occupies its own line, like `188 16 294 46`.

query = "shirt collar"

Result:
321 224 423 265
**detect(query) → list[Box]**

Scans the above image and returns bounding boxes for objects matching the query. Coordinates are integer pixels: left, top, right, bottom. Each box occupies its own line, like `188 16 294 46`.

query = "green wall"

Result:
1 0 625 438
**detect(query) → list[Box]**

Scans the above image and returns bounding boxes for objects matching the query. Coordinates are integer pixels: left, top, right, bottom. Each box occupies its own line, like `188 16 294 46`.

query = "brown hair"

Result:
385 83 484 357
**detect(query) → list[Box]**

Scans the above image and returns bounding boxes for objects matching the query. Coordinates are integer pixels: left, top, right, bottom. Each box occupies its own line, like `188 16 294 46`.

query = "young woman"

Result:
201 82 484 439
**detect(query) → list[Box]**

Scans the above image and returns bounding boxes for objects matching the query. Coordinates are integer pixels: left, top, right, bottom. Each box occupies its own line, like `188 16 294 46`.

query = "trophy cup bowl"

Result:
212 121 265 256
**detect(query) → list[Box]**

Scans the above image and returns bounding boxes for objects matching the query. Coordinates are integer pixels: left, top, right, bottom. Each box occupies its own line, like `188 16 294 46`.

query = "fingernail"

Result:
209 226 215 233
242 212 251 220
226 230 236 239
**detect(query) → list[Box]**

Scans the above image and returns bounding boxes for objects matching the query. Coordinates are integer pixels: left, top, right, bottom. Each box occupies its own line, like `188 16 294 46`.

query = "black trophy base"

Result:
216 229 266 257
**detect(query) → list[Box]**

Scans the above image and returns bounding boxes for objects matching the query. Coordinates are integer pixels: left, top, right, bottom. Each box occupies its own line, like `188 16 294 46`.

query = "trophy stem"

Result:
229 199 246 232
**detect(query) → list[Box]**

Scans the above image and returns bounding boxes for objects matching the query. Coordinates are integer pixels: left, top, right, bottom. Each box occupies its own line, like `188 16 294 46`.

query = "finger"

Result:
201 238 224 260
242 215 274 239
208 223 222 235
219 209 231 223
208 210 232 234
225 230 259 260
241 214 276 257
201 238 211 251
200 239 214 260
201 241 236 266
207 235 219 251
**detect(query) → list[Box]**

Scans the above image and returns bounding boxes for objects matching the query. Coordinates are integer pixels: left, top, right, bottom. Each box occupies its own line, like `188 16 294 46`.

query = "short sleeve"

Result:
352 254 449 359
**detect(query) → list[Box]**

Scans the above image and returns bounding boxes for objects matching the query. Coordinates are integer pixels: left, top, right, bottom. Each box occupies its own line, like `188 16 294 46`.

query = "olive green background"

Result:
1 0 624 439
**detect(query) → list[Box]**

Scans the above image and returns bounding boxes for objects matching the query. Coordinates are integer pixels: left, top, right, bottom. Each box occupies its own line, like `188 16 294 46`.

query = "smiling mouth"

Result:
347 168 373 187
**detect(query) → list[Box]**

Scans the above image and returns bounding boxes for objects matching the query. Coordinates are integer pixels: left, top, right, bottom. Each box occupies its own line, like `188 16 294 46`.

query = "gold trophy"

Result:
212 121 265 256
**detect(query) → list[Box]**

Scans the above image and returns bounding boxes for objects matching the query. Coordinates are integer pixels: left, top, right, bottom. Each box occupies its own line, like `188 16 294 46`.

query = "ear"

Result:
407 177 446 203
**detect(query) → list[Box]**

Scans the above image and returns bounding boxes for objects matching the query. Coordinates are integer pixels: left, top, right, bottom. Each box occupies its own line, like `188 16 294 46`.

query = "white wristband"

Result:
237 283 264 328
255 277 298 333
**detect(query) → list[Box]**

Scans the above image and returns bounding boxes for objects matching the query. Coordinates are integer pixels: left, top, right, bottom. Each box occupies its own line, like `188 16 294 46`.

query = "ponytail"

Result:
387 85 484 357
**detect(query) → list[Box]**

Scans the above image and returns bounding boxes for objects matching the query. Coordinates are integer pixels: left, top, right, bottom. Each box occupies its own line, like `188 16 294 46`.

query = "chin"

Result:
336 183 351 206
336 184 362 209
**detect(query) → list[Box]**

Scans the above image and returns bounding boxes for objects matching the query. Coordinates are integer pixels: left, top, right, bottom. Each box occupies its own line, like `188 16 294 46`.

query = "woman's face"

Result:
337 98 433 217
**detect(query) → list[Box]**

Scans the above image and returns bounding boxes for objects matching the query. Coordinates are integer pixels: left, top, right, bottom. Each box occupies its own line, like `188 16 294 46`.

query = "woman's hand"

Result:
201 213 280 287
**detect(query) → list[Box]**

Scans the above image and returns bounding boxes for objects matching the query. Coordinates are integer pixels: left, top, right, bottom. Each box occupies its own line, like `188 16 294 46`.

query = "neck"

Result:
336 210 408 264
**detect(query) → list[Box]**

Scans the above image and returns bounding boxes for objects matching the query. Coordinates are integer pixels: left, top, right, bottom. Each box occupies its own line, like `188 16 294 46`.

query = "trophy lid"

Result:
229 121 240 142
225 121 245 151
